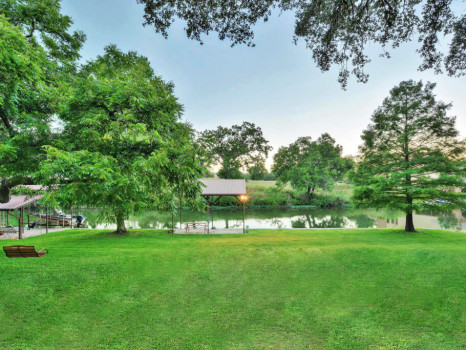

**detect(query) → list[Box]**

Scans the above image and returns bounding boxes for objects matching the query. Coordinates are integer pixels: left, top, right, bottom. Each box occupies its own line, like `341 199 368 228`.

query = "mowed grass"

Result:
1 229 465 349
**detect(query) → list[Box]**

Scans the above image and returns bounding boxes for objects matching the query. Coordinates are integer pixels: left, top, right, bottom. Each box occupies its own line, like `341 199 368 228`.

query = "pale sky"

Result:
62 0 465 168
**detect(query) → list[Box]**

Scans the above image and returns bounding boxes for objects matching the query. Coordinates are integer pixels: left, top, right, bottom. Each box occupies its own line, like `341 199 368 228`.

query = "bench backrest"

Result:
3 245 39 258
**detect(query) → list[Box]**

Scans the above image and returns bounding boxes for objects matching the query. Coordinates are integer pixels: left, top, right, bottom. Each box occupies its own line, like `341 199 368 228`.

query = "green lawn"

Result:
1 229 465 349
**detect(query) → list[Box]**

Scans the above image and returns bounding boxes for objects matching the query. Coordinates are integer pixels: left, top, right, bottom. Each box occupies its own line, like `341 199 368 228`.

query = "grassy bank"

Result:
241 180 353 207
1 228 465 349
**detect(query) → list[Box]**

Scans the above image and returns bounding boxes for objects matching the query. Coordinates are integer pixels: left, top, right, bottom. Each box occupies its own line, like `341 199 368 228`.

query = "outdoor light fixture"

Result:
239 195 248 234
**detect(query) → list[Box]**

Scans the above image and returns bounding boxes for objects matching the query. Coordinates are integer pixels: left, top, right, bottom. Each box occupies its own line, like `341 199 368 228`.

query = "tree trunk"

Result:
405 212 416 232
115 212 127 234
0 181 10 203
1 178 35 204
404 196 416 232
307 186 315 199
403 138 416 232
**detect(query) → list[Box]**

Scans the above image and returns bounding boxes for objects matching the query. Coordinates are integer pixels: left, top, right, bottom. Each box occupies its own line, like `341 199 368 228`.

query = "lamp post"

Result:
239 195 248 234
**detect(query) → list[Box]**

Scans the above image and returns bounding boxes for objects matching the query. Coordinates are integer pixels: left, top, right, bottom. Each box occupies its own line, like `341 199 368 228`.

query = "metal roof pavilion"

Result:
0 194 44 211
184 179 248 234
200 179 246 196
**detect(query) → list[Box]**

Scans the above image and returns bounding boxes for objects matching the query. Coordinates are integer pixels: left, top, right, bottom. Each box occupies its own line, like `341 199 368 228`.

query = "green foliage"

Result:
0 0 84 202
262 172 276 181
247 160 268 180
0 15 49 201
36 46 205 233
353 80 466 232
232 181 351 208
137 0 465 87
198 122 272 179
1 228 465 348
0 14 44 135
253 182 292 207
0 0 85 64
217 167 243 180
273 133 347 198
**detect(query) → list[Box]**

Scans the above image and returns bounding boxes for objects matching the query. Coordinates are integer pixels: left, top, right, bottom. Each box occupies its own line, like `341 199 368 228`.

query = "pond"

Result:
80 207 466 232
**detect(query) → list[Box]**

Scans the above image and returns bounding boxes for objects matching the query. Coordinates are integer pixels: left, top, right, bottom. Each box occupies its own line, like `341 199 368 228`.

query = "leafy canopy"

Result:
273 133 347 197
137 0 465 88
198 122 272 179
248 160 268 181
0 0 85 64
0 0 84 202
352 80 465 231
37 46 205 233
0 15 47 203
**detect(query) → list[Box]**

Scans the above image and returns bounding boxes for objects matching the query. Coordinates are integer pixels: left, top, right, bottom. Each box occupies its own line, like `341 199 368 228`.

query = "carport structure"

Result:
177 179 247 234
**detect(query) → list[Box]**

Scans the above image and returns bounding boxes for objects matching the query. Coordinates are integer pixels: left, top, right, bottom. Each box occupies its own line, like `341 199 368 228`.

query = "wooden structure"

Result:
177 179 248 234
0 194 44 239
3 245 48 258
0 186 81 239
185 222 208 233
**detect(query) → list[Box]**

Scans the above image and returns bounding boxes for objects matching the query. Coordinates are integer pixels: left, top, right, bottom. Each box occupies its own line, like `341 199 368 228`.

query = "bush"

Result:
217 167 243 179
263 172 276 181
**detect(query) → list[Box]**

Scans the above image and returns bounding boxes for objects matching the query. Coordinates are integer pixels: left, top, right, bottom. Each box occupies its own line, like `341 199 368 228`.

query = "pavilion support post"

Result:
27 204 30 228
243 200 245 234
19 207 23 239
70 206 73 229
46 206 49 234
179 196 182 230
171 213 174 234
207 200 210 234
211 202 214 230
6 210 9 225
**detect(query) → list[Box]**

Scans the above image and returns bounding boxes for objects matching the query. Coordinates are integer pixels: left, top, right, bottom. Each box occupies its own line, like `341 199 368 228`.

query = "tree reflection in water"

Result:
77 207 464 232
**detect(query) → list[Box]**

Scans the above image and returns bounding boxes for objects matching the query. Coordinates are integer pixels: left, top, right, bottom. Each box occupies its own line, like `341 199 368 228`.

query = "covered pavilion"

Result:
176 179 247 234
0 186 78 240
0 193 45 239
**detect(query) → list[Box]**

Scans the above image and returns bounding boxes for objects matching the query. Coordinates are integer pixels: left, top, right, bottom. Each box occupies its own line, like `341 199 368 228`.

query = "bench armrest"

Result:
38 248 48 254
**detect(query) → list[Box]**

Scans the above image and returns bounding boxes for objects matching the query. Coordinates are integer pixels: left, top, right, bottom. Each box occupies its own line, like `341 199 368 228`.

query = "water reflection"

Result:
79 207 466 232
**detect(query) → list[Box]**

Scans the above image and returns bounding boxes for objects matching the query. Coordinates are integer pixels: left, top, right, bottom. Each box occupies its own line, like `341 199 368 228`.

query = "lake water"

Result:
80 207 466 232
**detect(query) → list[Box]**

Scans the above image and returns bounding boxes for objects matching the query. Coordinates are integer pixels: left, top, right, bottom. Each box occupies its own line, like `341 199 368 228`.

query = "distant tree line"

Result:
198 122 354 193
198 80 465 232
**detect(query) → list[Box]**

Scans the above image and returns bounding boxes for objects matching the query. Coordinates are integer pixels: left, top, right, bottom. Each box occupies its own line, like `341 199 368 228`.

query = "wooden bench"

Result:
3 245 48 258
185 222 208 233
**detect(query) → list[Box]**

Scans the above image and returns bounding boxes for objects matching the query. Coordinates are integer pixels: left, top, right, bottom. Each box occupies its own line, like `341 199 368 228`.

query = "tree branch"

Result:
0 110 14 138
25 20 36 39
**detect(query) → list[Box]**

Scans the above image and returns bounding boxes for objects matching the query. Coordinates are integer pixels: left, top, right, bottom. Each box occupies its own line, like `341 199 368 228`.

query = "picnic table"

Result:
0 226 18 236
185 222 208 233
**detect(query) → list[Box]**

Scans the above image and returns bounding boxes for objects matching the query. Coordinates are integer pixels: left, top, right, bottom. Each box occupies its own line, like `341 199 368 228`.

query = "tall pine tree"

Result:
353 80 465 232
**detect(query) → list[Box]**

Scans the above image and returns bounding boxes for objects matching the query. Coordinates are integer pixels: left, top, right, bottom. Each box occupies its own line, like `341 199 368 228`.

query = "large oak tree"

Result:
37 46 205 234
352 80 465 232
198 122 272 179
273 133 348 198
